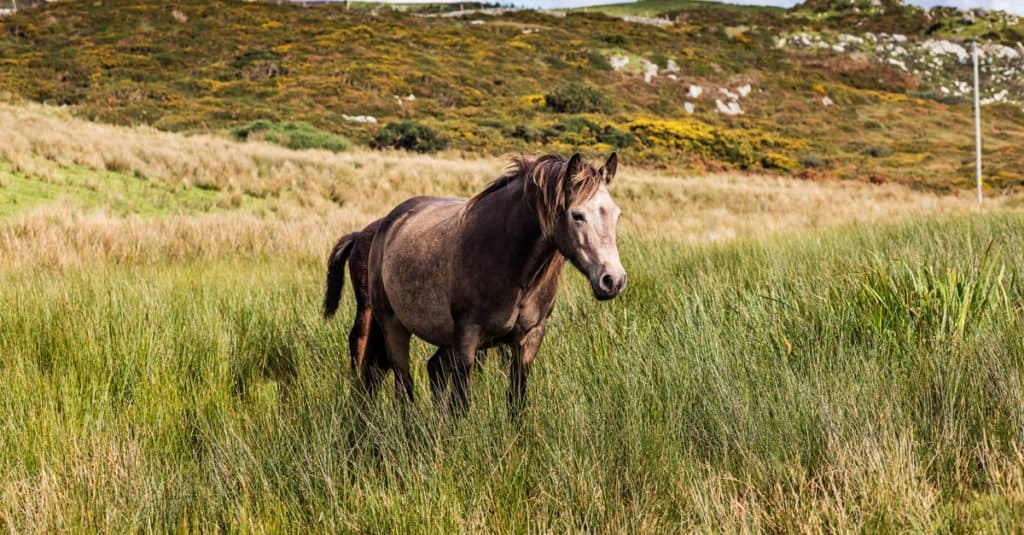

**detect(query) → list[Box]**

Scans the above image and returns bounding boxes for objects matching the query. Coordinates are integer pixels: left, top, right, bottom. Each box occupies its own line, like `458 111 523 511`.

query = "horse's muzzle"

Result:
594 272 626 301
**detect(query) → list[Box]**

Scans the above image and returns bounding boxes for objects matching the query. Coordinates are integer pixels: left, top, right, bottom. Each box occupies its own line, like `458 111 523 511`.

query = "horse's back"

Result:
372 196 466 347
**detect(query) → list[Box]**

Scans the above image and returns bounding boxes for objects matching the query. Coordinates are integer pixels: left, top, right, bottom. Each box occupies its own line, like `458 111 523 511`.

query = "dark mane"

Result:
463 154 604 235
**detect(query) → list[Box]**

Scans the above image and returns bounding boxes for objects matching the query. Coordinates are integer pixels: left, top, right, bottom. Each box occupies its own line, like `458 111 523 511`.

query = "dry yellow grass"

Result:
0 100 1011 270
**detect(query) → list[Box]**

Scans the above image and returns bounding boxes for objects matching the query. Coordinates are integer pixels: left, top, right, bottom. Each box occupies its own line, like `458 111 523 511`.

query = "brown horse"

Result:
367 152 625 416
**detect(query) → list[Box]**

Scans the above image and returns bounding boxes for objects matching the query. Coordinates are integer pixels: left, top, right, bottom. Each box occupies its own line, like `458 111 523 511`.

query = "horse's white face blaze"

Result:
557 185 626 301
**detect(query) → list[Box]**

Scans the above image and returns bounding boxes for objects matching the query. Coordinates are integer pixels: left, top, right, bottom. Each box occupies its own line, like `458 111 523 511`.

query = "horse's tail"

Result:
323 232 357 319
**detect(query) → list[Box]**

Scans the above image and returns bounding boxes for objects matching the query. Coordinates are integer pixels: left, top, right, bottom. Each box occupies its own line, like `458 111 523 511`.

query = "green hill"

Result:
1 0 1023 188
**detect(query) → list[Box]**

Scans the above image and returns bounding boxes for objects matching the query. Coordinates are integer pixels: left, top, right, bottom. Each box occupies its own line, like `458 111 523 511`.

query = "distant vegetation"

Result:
231 120 353 152
371 120 449 152
0 0 1022 188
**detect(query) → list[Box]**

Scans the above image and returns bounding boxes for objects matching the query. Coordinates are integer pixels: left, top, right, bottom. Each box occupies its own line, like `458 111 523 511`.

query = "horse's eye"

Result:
571 212 586 223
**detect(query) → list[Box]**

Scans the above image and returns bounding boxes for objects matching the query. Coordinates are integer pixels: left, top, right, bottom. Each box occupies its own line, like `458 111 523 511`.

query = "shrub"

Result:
510 124 545 143
800 153 828 169
597 125 634 149
761 153 799 171
371 121 449 153
560 116 598 133
587 50 613 71
864 145 894 158
232 49 285 81
597 34 627 46
230 120 352 152
545 83 611 114
623 117 803 170
649 52 671 69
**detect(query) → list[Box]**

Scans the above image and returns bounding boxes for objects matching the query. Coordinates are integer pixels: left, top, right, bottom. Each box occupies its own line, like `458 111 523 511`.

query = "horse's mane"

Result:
463 154 604 235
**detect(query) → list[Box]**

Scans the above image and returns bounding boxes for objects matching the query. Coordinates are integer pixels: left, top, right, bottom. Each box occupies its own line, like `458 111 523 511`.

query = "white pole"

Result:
973 41 983 206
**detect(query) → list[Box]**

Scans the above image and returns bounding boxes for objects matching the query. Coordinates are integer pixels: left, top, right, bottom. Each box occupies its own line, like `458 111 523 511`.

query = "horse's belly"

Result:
388 270 455 346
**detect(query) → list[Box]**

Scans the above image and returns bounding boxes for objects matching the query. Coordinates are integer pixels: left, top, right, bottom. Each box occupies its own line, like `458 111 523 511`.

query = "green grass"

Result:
3 213 1024 530
0 161 262 218
231 120 353 152
571 0 785 18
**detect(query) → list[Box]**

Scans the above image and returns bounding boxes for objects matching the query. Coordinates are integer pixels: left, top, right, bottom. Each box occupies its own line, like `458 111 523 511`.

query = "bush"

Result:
230 120 352 152
597 126 634 149
649 52 671 69
587 50 613 71
864 145 894 158
761 153 799 171
800 153 828 169
510 124 544 143
597 34 627 46
371 121 449 153
560 116 598 133
545 83 611 114
232 49 285 81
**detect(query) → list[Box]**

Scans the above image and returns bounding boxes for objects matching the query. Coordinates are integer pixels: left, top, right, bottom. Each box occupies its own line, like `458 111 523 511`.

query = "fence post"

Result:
973 41 983 206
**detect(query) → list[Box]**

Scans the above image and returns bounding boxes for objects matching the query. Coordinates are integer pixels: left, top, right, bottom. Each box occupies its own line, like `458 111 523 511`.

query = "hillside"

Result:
1 0 1023 189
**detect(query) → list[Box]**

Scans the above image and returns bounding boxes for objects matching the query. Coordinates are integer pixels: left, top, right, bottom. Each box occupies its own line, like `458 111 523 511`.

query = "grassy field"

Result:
3 213 1024 531
2 101 1024 530
3 100 997 268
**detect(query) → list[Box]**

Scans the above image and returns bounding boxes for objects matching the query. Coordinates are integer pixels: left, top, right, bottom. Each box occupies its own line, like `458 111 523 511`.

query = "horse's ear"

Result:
600 152 618 184
564 153 582 190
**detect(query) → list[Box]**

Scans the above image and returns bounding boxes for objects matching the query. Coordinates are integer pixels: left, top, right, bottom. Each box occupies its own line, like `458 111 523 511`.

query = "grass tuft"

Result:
857 241 1012 340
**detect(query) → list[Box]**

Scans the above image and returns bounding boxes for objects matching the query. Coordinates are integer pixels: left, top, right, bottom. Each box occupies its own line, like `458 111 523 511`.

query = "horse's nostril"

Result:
600 274 614 291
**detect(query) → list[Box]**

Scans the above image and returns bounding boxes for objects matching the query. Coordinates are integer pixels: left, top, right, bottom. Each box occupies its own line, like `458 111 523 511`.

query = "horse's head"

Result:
552 153 626 301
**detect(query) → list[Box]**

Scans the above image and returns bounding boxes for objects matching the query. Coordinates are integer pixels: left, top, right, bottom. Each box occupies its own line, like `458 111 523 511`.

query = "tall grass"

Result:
2 213 1023 531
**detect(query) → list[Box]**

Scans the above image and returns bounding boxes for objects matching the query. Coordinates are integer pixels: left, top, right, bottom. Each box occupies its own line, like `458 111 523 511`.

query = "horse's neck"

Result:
474 180 562 290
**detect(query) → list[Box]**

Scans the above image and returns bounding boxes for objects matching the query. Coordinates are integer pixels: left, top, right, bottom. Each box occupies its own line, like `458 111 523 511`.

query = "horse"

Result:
366 152 625 417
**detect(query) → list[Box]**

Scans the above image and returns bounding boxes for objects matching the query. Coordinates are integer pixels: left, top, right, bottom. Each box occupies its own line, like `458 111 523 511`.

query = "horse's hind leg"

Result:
348 307 373 372
357 319 390 400
378 318 413 404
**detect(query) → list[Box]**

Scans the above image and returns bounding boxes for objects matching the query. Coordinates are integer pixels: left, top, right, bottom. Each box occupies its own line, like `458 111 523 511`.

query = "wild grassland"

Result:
3 214 1024 531
1 100 997 269
2 101 1024 531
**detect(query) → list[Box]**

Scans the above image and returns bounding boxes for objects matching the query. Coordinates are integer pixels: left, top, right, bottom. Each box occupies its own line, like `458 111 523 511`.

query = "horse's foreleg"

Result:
508 325 546 421
427 347 455 412
451 325 481 417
